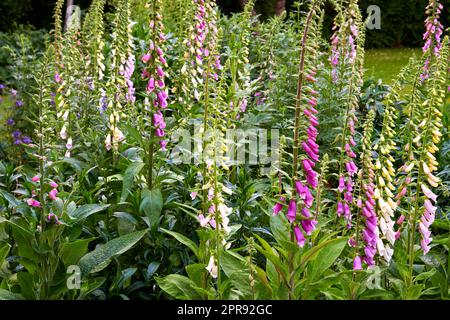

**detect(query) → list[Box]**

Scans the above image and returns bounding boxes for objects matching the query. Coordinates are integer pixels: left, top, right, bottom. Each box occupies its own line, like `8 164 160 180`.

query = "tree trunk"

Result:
64 0 74 31
275 0 286 16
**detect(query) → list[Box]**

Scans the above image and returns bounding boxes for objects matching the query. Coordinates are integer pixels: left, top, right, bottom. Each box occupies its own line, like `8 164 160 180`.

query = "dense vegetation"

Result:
2 0 450 47
0 0 449 300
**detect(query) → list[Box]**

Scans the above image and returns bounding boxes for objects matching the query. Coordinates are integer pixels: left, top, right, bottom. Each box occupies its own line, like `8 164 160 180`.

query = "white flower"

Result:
105 134 112 151
206 256 218 279
222 185 232 195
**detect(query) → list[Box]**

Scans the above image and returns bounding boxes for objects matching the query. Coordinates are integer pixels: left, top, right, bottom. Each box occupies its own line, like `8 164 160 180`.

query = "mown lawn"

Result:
364 48 422 84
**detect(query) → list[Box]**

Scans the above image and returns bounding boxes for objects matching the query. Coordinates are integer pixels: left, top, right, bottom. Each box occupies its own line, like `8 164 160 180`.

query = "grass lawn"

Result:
364 48 422 84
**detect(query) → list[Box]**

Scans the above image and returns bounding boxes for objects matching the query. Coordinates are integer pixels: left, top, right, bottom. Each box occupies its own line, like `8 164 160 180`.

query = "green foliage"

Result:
0 0 449 302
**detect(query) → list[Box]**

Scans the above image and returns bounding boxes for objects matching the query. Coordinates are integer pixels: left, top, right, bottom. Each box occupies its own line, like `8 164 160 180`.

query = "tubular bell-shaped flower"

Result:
353 109 379 268
142 0 169 151
372 86 400 263
415 36 448 254
335 0 364 230
104 0 134 152
421 0 444 81
227 0 254 120
288 0 324 246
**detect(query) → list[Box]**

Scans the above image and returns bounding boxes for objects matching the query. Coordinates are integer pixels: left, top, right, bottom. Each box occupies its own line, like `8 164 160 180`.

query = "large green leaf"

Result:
140 188 163 231
307 237 347 281
0 242 11 263
0 289 24 300
59 238 96 267
121 161 145 202
69 204 110 221
299 237 348 272
0 190 20 207
78 229 148 275
156 274 202 299
161 228 199 258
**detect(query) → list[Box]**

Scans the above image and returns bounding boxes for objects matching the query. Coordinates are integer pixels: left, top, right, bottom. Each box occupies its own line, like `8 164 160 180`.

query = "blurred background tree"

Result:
0 0 449 48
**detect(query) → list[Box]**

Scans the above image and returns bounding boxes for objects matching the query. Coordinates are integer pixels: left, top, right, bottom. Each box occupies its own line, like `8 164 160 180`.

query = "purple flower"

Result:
12 130 21 138
273 197 285 215
6 118 15 126
338 176 345 193
337 201 344 216
159 140 168 150
301 208 317 235
22 136 32 144
353 256 363 270
287 199 297 223
15 100 23 107
294 226 306 247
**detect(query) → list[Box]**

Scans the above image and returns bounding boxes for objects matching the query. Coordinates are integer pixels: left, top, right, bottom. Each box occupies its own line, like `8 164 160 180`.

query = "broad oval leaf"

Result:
121 161 145 202
140 188 163 231
69 204 110 221
161 228 199 258
156 274 202 300
79 229 148 275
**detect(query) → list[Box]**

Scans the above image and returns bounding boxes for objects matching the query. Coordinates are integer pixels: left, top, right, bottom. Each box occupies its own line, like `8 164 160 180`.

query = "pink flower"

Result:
50 181 58 188
348 238 357 247
307 99 317 107
159 140 168 150
146 78 155 93
156 66 165 77
353 256 363 270
273 197 285 215
26 198 41 207
338 176 345 193
287 200 297 223
32 175 40 182
142 54 151 63
421 184 437 202
294 226 306 247
301 208 317 235
49 189 58 201
337 202 344 216
396 215 405 225
190 191 197 200
424 199 437 214
273 203 283 215
198 214 209 227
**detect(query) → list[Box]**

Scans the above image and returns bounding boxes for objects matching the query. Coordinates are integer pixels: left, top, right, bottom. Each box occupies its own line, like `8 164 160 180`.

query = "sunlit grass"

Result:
364 48 422 84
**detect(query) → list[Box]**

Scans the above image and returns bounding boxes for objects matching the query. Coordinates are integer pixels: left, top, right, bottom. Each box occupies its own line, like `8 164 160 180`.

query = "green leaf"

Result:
414 269 436 282
186 263 208 287
405 284 425 300
0 242 11 263
59 238 95 267
161 228 199 258
270 213 290 245
147 262 160 278
140 189 163 231
220 251 246 277
299 237 347 270
0 189 20 207
156 274 202 299
78 229 148 275
53 157 86 171
253 234 288 283
307 237 347 281
69 204 110 221
121 161 144 202
0 289 24 300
